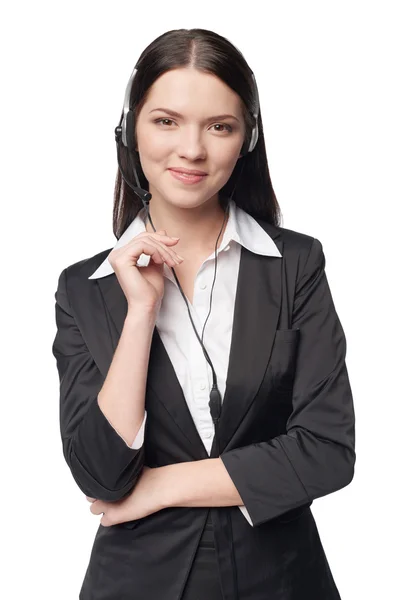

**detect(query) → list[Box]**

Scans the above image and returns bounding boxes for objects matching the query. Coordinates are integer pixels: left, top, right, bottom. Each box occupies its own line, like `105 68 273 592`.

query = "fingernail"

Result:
171 236 180 240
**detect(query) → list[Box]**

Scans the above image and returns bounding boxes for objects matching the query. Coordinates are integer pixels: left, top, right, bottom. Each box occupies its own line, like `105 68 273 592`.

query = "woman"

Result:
52 28 356 600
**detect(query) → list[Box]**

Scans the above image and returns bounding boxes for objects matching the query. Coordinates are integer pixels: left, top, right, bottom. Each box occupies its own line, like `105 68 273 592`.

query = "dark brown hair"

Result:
113 28 282 239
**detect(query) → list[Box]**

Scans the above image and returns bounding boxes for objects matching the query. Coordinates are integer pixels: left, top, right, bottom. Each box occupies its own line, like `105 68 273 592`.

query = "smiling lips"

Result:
169 167 208 175
168 167 208 185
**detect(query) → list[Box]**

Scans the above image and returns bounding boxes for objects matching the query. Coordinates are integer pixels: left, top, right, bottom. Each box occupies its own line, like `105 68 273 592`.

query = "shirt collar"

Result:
88 199 282 280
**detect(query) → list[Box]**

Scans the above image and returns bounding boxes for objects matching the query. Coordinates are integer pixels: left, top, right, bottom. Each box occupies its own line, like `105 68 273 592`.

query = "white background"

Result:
1 1 398 598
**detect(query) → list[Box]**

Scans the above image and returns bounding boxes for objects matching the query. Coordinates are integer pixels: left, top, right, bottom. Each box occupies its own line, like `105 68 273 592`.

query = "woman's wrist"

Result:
154 464 181 510
125 306 158 327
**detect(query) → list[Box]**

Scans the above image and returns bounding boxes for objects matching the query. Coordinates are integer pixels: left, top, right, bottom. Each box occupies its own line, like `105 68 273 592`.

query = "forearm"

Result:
98 308 156 447
158 458 245 509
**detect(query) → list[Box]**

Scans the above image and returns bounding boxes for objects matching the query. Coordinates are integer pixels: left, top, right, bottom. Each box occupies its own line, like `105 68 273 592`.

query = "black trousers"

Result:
181 512 224 600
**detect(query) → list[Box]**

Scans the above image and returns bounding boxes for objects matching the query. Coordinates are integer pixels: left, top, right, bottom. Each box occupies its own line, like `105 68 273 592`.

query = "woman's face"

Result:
135 67 246 209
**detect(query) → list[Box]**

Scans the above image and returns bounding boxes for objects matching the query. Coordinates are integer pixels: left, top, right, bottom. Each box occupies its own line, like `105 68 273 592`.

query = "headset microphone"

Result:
114 125 152 204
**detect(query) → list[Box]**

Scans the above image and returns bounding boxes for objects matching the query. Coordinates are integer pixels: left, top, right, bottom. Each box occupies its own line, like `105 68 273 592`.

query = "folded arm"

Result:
52 268 145 502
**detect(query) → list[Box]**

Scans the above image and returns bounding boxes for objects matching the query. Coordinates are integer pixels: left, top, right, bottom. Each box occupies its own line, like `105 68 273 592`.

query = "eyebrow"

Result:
149 107 240 123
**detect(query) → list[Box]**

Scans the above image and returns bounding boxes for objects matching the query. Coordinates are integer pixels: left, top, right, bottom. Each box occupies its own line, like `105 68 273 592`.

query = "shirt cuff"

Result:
238 504 254 526
107 411 147 449
129 411 147 448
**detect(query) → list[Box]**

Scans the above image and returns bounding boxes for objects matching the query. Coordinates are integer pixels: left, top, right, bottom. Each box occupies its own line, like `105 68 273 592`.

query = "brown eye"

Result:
212 123 232 132
155 118 175 127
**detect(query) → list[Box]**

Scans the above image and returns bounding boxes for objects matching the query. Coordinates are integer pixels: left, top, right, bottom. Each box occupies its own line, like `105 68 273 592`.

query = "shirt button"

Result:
199 282 207 290
204 431 212 438
199 382 206 390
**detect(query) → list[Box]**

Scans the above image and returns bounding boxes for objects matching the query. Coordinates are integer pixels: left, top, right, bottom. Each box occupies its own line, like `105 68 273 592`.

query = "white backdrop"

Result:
1 1 398 598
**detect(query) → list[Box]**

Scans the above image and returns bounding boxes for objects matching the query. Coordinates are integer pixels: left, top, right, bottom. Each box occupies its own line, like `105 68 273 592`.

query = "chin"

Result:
165 193 211 209
156 183 216 206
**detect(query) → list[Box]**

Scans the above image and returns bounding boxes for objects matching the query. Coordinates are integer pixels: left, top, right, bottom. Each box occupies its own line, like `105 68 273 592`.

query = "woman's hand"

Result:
86 466 167 527
107 228 184 313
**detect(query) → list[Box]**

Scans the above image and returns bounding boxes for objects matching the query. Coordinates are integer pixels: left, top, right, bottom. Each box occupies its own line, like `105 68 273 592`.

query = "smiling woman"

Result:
52 26 355 600
133 67 247 213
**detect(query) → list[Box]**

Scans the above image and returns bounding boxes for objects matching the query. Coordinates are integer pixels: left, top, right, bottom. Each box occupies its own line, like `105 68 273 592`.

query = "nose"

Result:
176 126 207 161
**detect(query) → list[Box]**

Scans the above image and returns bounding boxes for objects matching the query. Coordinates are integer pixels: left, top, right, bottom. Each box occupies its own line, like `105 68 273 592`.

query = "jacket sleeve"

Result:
220 237 356 527
52 267 146 502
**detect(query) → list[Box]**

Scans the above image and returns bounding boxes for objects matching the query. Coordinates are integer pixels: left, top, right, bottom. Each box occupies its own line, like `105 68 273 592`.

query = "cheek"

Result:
208 141 239 167
211 136 242 167
136 121 169 161
211 149 241 182
137 139 170 181
140 137 169 161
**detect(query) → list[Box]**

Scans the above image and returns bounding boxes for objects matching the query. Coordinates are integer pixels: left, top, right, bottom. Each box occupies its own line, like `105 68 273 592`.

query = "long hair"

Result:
113 28 282 239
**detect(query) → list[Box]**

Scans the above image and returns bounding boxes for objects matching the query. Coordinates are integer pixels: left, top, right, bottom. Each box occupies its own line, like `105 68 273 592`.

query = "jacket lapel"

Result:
95 221 283 459
211 234 283 455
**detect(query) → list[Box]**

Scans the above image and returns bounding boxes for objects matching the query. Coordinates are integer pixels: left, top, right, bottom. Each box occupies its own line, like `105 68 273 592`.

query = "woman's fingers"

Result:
90 500 106 520
111 232 183 266
132 233 183 265
89 499 115 526
113 238 183 268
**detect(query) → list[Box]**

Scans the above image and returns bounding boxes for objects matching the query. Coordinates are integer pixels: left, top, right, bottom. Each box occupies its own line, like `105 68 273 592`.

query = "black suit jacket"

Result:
52 218 355 600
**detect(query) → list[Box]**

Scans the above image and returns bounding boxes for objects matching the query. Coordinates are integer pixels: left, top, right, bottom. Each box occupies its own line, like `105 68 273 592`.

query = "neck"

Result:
144 194 229 255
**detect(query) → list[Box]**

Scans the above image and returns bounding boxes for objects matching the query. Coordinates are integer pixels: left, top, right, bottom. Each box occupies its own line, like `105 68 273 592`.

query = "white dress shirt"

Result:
88 199 282 526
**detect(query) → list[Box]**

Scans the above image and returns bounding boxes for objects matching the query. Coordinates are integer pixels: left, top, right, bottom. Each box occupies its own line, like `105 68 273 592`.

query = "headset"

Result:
114 65 260 445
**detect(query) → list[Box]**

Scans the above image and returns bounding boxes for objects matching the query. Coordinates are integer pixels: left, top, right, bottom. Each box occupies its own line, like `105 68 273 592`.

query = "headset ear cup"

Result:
125 110 135 152
241 129 251 156
242 122 258 155
247 122 259 153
